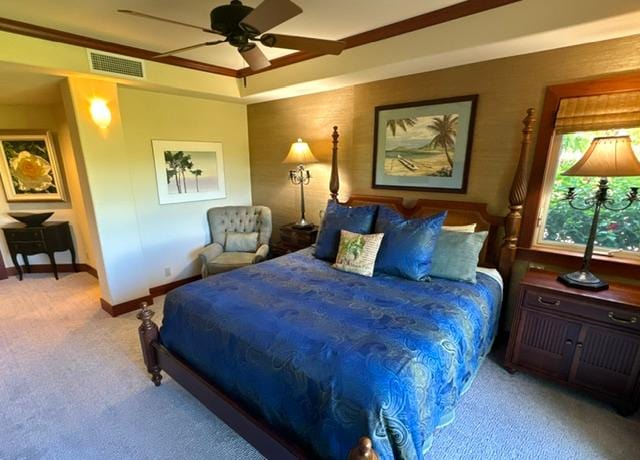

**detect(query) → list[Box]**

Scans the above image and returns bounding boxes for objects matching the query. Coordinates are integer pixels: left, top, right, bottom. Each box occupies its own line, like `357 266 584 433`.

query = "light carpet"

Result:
0 273 638 460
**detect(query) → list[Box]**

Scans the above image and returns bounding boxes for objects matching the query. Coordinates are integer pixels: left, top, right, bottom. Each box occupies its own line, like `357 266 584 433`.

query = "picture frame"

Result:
152 140 226 205
0 130 66 202
372 95 478 193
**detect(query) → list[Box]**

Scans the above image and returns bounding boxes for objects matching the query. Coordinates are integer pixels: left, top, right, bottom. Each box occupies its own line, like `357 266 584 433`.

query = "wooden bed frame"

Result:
137 108 537 459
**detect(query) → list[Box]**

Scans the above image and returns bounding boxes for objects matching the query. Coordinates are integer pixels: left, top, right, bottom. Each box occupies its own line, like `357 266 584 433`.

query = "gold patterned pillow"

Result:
333 230 384 277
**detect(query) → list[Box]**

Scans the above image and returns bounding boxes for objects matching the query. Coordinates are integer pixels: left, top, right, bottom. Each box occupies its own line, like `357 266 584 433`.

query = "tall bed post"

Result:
330 126 340 202
499 108 537 280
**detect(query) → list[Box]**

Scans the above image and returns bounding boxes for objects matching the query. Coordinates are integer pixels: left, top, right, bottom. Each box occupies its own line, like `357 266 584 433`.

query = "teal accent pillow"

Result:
374 206 446 281
225 231 259 252
430 230 489 283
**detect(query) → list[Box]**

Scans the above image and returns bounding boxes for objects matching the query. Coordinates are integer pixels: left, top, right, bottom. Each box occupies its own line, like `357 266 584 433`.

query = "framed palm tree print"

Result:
372 95 477 193
152 140 226 204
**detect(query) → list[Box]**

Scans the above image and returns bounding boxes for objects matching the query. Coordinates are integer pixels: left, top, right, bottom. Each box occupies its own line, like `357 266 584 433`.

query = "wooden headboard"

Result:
327 108 537 281
344 195 504 271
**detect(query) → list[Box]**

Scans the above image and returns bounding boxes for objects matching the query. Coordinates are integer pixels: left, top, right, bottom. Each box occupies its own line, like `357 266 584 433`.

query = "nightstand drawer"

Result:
524 288 640 332
10 241 47 255
5 229 44 242
280 227 317 246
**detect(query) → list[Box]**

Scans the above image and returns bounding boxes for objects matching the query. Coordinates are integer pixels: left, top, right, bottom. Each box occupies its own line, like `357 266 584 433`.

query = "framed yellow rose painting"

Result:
0 131 66 202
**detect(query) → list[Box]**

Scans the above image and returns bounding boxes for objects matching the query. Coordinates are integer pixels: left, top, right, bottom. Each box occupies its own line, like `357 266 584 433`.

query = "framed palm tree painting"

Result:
152 140 226 204
372 95 477 193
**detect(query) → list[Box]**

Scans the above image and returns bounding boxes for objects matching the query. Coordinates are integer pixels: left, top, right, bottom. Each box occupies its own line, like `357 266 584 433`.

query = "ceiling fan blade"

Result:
117 9 220 35
239 0 302 35
239 45 271 71
260 34 346 55
155 40 226 58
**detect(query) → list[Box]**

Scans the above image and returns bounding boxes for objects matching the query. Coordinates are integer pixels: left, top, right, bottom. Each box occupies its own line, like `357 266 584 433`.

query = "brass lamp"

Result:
558 135 640 291
283 138 318 228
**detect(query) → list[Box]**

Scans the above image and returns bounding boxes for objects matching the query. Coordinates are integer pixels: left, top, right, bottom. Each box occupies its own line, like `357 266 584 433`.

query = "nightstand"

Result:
505 269 640 415
270 223 318 257
2 221 77 281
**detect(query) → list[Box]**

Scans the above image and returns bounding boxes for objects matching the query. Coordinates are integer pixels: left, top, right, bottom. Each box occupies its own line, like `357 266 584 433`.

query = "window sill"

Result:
517 247 640 279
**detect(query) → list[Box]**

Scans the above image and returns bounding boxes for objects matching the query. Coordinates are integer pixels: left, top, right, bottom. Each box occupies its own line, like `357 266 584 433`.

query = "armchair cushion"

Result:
225 231 259 252
206 252 258 275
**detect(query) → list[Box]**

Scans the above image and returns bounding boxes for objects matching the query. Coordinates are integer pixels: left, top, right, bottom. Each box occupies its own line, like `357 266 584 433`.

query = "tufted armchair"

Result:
199 205 272 277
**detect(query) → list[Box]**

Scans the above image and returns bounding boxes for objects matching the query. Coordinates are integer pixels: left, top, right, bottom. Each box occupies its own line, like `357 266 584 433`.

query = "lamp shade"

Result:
283 138 318 164
563 135 640 177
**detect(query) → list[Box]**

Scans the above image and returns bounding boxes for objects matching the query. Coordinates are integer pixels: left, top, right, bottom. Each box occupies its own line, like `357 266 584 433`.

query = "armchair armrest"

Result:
199 242 224 262
253 244 270 263
199 243 224 278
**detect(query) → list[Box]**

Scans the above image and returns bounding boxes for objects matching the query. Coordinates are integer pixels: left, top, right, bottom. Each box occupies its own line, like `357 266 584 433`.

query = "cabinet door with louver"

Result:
569 324 640 400
511 307 581 380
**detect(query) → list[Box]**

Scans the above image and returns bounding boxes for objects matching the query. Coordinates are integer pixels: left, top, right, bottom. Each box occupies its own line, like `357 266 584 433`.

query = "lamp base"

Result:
293 218 313 229
557 270 609 291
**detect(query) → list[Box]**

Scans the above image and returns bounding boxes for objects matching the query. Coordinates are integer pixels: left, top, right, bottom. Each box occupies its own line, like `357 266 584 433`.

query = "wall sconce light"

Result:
90 99 112 129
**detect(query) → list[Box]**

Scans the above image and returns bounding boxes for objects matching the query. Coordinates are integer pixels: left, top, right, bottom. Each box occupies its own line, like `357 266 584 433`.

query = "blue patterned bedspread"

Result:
160 248 502 459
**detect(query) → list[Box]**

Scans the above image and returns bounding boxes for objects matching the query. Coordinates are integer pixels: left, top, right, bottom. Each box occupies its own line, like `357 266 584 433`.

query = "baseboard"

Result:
149 274 202 297
101 295 154 317
5 263 98 278
101 275 201 317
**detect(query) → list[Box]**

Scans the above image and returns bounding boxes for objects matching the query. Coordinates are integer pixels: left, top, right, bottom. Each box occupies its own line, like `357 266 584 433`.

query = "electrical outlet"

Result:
164 267 171 277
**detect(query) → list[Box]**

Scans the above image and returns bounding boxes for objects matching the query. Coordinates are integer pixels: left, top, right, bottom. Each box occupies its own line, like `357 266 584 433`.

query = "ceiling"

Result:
0 66 63 105
0 0 462 70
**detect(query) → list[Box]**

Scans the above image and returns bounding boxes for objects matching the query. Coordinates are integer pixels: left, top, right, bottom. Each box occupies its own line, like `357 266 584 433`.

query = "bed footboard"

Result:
136 303 378 459
137 302 162 386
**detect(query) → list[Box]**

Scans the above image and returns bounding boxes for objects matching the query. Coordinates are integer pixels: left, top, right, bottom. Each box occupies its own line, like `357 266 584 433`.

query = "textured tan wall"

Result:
248 86 354 237
248 34 640 236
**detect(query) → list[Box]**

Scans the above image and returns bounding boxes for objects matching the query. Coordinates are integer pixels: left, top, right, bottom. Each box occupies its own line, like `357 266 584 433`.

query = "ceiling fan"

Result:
118 0 347 71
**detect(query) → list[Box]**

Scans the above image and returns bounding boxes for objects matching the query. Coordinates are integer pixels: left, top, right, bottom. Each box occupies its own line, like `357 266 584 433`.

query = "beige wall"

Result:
248 34 640 237
0 103 92 268
61 78 253 304
118 86 252 287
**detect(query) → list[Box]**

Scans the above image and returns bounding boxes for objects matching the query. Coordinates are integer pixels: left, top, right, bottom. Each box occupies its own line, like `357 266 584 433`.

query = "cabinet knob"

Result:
576 343 583 349
564 339 573 346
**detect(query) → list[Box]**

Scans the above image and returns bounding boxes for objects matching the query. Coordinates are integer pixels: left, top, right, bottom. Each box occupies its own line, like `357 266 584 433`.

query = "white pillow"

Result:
442 223 477 233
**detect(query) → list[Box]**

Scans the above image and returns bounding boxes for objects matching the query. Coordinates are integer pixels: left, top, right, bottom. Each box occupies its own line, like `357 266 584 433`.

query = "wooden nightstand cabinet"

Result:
2 221 77 281
271 223 318 257
505 270 640 414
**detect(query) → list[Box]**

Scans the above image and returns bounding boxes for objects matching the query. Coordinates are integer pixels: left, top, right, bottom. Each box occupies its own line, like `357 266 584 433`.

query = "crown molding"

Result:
0 16 237 77
0 0 521 80
236 0 522 77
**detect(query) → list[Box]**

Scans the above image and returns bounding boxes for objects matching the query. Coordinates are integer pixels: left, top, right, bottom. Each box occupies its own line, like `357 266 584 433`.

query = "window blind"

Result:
555 91 640 132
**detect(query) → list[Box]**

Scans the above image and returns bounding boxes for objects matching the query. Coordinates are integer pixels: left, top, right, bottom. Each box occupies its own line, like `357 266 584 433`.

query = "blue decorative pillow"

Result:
314 201 378 261
374 206 447 281
431 230 488 283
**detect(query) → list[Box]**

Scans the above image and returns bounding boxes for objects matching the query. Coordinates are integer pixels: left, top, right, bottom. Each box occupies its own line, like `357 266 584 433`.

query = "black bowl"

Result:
8 212 54 227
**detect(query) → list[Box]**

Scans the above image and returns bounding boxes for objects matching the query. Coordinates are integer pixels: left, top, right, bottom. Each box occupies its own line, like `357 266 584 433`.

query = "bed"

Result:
137 109 537 459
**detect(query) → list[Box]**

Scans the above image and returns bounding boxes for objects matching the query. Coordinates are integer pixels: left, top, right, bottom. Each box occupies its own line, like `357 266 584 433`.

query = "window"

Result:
535 127 640 258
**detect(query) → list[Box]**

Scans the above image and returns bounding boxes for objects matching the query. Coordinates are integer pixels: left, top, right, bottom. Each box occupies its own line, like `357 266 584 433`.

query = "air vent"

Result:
87 50 145 79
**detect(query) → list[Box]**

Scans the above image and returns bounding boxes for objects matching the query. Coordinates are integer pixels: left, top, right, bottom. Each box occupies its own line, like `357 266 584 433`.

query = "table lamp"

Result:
558 135 640 290
283 138 318 228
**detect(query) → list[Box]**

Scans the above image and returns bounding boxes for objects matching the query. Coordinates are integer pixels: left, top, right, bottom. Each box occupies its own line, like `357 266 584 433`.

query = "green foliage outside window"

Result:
543 128 640 252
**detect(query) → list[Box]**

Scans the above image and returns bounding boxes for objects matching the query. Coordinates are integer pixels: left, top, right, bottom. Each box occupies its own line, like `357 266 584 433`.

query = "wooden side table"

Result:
2 221 77 280
505 269 640 415
271 223 318 257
